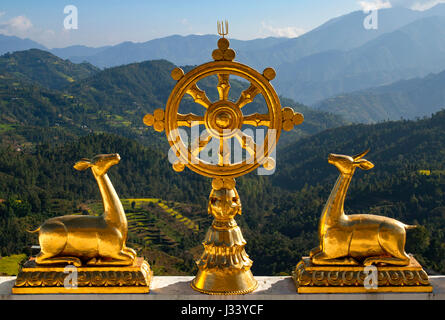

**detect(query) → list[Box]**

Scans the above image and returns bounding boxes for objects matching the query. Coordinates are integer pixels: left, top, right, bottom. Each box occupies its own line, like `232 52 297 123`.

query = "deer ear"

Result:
74 159 92 171
354 158 374 170
352 149 370 161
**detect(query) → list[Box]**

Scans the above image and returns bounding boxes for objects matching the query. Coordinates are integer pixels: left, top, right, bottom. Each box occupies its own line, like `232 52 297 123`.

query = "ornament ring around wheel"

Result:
165 60 283 179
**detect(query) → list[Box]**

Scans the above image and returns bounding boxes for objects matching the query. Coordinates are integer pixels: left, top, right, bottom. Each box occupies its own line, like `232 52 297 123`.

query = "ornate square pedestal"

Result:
12 257 152 294
292 255 432 293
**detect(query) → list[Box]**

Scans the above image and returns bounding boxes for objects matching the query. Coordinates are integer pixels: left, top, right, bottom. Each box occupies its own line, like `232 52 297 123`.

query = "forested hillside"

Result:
0 134 209 274
267 111 445 273
0 49 99 89
1 111 444 275
0 50 345 151
0 49 444 277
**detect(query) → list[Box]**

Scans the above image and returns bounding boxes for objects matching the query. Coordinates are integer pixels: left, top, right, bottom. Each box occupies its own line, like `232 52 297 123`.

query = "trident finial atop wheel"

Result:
217 20 228 38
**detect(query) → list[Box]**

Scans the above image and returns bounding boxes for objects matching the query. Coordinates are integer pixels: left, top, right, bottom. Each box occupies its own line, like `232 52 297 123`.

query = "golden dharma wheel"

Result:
144 30 303 179
144 21 305 295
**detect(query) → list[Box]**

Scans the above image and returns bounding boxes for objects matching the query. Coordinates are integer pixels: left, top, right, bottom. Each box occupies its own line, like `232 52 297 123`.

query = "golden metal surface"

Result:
143 23 303 294
12 257 152 294
294 150 432 293
144 32 303 179
190 180 258 294
33 154 136 266
13 154 152 294
293 256 432 293
310 150 414 266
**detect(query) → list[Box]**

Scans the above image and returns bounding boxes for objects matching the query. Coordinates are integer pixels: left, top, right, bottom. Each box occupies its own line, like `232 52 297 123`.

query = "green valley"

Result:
0 48 444 278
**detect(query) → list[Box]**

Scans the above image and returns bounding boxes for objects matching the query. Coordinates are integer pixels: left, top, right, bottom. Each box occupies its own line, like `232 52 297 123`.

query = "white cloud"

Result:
8 15 32 31
358 0 392 12
0 15 33 36
381 0 445 10
179 18 193 33
0 14 60 48
410 0 445 10
260 22 305 38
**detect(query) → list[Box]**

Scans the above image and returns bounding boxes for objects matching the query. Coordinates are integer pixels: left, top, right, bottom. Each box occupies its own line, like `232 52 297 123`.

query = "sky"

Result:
0 0 444 48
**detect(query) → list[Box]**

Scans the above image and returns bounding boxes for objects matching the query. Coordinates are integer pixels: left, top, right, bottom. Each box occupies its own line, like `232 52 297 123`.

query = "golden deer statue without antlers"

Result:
310 150 416 266
31 153 136 267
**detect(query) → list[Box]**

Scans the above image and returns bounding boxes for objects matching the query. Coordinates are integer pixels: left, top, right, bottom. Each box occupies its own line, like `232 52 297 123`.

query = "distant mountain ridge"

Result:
3 5 445 68
314 68 445 123
277 15 445 104
49 5 445 70
2 4 445 120
62 35 291 69
0 34 46 55
50 45 112 61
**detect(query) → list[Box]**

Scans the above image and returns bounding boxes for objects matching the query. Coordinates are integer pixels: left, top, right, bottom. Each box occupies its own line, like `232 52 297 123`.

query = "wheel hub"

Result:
204 100 242 138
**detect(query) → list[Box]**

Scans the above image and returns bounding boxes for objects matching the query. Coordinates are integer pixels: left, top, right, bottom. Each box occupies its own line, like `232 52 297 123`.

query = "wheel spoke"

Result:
234 131 257 157
177 113 205 127
236 83 260 109
190 130 213 157
218 138 231 166
242 113 270 127
217 73 230 101
186 84 212 108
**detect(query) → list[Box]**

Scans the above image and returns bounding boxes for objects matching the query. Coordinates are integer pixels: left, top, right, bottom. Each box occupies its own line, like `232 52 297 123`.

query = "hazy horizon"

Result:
1 0 444 49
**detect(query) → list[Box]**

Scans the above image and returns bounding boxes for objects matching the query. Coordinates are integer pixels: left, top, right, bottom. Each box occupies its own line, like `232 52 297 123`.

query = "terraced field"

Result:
125 206 177 248
50 199 82 215
155 201 199 232
83 198 207 266
32 198 209 275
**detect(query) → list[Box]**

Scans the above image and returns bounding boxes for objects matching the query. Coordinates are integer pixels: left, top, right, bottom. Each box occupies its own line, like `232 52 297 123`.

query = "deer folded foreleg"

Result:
311 251 359 265
36 252 82 267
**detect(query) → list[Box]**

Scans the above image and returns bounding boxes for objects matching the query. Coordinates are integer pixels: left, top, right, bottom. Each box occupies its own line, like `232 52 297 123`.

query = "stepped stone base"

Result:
292 255 432 293
12 257 152 294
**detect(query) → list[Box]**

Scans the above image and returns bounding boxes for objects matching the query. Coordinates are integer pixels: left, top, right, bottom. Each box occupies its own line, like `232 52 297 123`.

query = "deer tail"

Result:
27 226 41 233
404 224 417 230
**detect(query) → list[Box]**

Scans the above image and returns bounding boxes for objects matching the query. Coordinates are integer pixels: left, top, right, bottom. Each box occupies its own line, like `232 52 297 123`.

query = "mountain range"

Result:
277 15 445 105
0 49 346 150
2 5 445 110
314 69 445 123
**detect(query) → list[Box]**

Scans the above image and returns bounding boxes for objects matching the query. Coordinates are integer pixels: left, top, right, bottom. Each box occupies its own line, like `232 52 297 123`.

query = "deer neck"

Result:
319 170 354 234
93 172 127 231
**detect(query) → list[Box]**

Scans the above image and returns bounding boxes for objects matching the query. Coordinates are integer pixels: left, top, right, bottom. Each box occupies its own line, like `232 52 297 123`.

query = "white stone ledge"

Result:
1 276 445 300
